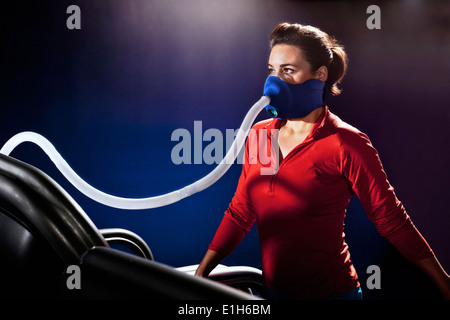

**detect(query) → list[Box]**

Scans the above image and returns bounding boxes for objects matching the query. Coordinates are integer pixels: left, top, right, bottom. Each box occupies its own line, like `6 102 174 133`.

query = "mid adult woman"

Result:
195 23 450 300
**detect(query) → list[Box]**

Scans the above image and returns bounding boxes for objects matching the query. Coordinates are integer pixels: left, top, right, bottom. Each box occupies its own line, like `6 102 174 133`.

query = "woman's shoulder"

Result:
326 111 372 149
325 111 382 170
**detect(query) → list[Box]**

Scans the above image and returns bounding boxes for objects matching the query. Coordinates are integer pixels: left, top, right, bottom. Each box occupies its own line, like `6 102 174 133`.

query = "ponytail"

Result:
327 39 348 96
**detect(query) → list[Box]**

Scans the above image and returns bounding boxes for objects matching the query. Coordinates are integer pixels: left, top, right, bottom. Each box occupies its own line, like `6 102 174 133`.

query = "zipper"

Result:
268 162 278 193
266 108 326 194
268 128 280 193
267 128 323 193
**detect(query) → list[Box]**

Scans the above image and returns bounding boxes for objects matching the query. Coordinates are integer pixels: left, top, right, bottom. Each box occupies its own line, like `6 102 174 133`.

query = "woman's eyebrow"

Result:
267 63 296 68
279 63 296 68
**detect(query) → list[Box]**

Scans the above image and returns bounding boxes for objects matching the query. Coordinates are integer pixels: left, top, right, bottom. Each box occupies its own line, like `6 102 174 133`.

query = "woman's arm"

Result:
195 212 251 277
340 129 449 299
413 254 450 299
196 133 257 276
195 249 226 277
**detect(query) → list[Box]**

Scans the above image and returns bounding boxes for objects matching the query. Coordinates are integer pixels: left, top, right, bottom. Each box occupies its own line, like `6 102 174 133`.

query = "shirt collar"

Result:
271 105 328 131
264 106 329 146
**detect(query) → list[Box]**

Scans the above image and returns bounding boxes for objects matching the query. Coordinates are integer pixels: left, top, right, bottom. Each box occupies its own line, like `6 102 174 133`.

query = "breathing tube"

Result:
0 76 325 210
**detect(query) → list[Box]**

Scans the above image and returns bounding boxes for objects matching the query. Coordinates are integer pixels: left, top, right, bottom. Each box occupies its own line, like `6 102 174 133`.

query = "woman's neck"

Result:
278 106 325 159
281 106 324 134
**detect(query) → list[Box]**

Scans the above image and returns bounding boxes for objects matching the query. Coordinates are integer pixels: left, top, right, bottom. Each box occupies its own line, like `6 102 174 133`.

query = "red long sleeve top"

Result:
208 107 433 299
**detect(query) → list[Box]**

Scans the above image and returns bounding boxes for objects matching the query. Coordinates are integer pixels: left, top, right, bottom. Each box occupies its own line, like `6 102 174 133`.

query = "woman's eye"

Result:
268 68 275 74
284 68 294 74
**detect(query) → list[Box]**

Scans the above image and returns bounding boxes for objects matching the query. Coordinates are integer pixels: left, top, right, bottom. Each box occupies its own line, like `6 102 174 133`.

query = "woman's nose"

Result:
274 71 288 82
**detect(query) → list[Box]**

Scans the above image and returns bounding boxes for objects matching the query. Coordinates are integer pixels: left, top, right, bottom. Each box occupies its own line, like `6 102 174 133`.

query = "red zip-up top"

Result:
208 107 433 299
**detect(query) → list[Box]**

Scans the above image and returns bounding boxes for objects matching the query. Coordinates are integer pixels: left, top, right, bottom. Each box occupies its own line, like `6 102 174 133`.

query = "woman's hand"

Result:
413 255 450 300
195 249 226 277
440 276 450 300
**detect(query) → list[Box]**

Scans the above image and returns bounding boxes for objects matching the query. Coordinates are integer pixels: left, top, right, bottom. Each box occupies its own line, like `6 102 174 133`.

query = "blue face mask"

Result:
263 76 326 119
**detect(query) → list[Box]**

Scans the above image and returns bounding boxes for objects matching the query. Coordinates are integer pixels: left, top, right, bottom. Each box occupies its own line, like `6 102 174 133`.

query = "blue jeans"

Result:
265 286 363 300
326 287 363 300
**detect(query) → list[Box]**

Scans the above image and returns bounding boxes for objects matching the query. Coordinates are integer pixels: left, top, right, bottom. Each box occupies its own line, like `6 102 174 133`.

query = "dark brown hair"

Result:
270 23 348 96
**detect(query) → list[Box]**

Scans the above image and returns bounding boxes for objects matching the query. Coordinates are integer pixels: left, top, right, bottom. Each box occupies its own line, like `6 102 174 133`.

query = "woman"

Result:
195 23 450 300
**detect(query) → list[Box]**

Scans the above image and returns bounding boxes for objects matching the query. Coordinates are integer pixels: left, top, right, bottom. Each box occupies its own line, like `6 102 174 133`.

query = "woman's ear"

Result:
315 66 328 82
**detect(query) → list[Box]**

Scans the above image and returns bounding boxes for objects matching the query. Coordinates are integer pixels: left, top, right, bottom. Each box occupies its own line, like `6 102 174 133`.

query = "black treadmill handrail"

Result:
80 246 259 300
0 154 108 264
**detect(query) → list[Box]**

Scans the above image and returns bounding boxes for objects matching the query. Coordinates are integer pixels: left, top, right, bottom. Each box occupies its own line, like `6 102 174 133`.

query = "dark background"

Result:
1 0 449 299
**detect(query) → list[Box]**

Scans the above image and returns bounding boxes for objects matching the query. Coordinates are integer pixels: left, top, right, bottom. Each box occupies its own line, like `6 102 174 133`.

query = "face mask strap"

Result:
322 85 331 103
